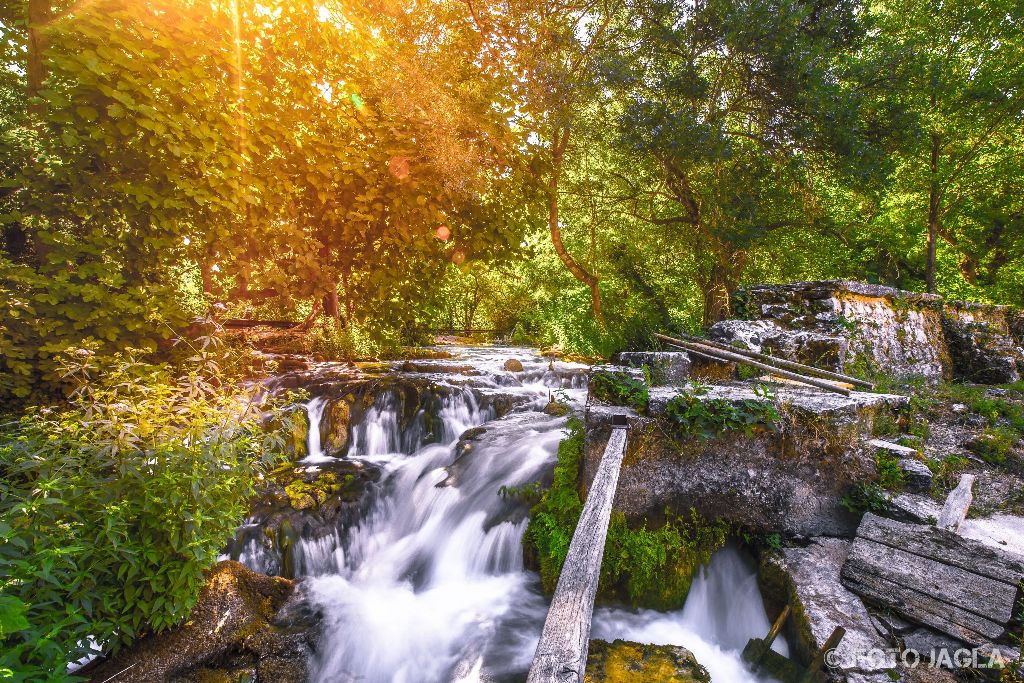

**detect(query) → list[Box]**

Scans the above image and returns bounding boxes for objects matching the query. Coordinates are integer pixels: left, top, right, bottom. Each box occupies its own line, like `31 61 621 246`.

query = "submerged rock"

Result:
584 639 710 683
86 561 319 683
503 358 525 372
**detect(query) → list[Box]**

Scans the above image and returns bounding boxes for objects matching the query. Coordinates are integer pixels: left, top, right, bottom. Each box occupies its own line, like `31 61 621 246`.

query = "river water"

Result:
256 347 786 682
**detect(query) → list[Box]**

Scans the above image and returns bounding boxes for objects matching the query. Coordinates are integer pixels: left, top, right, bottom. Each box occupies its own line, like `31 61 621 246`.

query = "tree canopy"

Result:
2 0 1023 394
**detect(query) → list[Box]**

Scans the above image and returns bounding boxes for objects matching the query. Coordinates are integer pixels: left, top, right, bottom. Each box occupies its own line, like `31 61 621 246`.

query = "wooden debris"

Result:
840 513 1024 644
742 606 841 683
669 330 875 389
937 473 975 532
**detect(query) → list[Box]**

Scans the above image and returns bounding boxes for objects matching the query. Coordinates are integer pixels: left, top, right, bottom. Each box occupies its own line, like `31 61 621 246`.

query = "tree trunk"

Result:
27 0 49 115
926 131 941 294
701 250 744 329
323 281 341 323
548 129 604 324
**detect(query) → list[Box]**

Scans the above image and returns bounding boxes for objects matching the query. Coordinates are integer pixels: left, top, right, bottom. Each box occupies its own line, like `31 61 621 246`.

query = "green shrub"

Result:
664 382 780 439
840 482 889 514
589 370 649 412
967 426 1019 466
874 450 906 491
0 347 296 681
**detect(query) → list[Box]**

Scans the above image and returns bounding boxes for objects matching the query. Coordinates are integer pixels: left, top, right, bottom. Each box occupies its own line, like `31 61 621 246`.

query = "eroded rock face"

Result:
759 539 894 681
723 280 950 379
584 639 711 683
87 561 319 683
942 303 1024 384
582 384 907 537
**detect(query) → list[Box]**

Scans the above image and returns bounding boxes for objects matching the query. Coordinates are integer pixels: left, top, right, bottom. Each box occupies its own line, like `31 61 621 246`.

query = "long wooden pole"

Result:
653 334 851 396
527 427 629 683
670 331 874 390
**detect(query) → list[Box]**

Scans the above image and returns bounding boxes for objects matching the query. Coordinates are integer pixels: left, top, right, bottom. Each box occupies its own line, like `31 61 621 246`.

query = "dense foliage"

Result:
0 343 297 680
2 0 1022 393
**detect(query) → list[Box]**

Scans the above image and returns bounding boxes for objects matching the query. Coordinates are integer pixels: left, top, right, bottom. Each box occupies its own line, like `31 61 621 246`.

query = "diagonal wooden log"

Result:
527 426 629 683
670 331 875 389
654 333 851 396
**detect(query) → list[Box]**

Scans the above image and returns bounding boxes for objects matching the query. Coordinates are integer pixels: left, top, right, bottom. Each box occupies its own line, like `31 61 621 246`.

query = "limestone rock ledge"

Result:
583 384 907 537
584 639 711 683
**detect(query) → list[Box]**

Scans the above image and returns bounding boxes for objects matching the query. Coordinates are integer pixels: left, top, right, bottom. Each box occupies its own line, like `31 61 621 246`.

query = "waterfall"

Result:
303 396 332 464
592 544 788 683
246 348 787 682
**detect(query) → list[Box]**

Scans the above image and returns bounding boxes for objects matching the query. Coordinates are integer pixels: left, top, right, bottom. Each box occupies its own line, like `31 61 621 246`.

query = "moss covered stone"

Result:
584 639 710 683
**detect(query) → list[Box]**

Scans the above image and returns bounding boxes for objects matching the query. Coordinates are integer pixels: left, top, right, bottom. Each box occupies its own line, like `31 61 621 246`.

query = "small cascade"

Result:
302 396 333 464
592 544 788 683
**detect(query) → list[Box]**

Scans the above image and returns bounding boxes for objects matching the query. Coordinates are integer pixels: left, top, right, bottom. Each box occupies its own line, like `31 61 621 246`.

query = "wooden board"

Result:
527 427 629 683
840 513 1024 644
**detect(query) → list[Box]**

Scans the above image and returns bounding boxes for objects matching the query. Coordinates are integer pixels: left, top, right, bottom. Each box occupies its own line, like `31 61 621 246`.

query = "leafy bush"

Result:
589 370 650 412
967 426 1020 467
840 482 890 514
524 416 728 609
0 346 295 681
874 450 906 491
664 382 780 439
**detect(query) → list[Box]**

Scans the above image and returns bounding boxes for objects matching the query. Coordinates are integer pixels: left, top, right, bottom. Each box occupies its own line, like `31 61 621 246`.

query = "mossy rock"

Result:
584 639 710 683
322 399 351 454
503 358 525 372
284 472 341 510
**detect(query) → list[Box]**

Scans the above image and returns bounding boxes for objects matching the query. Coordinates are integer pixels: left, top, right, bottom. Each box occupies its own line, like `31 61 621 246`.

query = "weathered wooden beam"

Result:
856 513 1024 586
653 333 851 396
937 474 975 532
670 331 875 389
840 513 1024 644
527 427 629 683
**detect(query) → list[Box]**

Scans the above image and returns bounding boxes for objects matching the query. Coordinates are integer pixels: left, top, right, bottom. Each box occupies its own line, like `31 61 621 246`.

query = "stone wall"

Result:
712 280 1023 382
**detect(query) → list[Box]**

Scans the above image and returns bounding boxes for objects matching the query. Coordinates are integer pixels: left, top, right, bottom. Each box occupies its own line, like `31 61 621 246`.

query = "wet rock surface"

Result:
759 538 894 680
86 561 319 683
584 639 711 683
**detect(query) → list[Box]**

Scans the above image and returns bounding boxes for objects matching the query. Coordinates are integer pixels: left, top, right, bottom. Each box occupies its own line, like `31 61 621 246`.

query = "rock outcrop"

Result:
583 383 907 537
584 639 710 683
707 280 1024 384
86 561 319 683
759 538 895 683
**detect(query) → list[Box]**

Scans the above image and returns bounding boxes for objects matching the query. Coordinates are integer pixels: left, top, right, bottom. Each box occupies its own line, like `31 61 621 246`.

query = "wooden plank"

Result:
857 513 1024 586
844 538 1017 622
527 427 629 683
841 562 1006 643
937 474 975 532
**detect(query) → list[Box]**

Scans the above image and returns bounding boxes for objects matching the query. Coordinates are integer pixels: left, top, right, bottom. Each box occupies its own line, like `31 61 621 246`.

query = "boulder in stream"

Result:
584 639 710 683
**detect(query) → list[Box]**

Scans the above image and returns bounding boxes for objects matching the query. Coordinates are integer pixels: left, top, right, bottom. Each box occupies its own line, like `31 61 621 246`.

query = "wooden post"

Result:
937 474 975 533
527 426 629 683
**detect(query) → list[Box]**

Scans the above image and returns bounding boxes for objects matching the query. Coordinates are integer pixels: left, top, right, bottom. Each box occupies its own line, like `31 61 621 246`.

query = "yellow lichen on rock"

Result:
584 639 711 683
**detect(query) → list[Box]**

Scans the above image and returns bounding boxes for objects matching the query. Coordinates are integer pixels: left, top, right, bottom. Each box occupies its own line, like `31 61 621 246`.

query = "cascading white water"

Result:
270 348 786 682
303 396 332 464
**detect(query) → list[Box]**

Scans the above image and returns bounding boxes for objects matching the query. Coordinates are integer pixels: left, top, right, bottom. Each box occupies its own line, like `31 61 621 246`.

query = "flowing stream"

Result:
254 347 786 682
